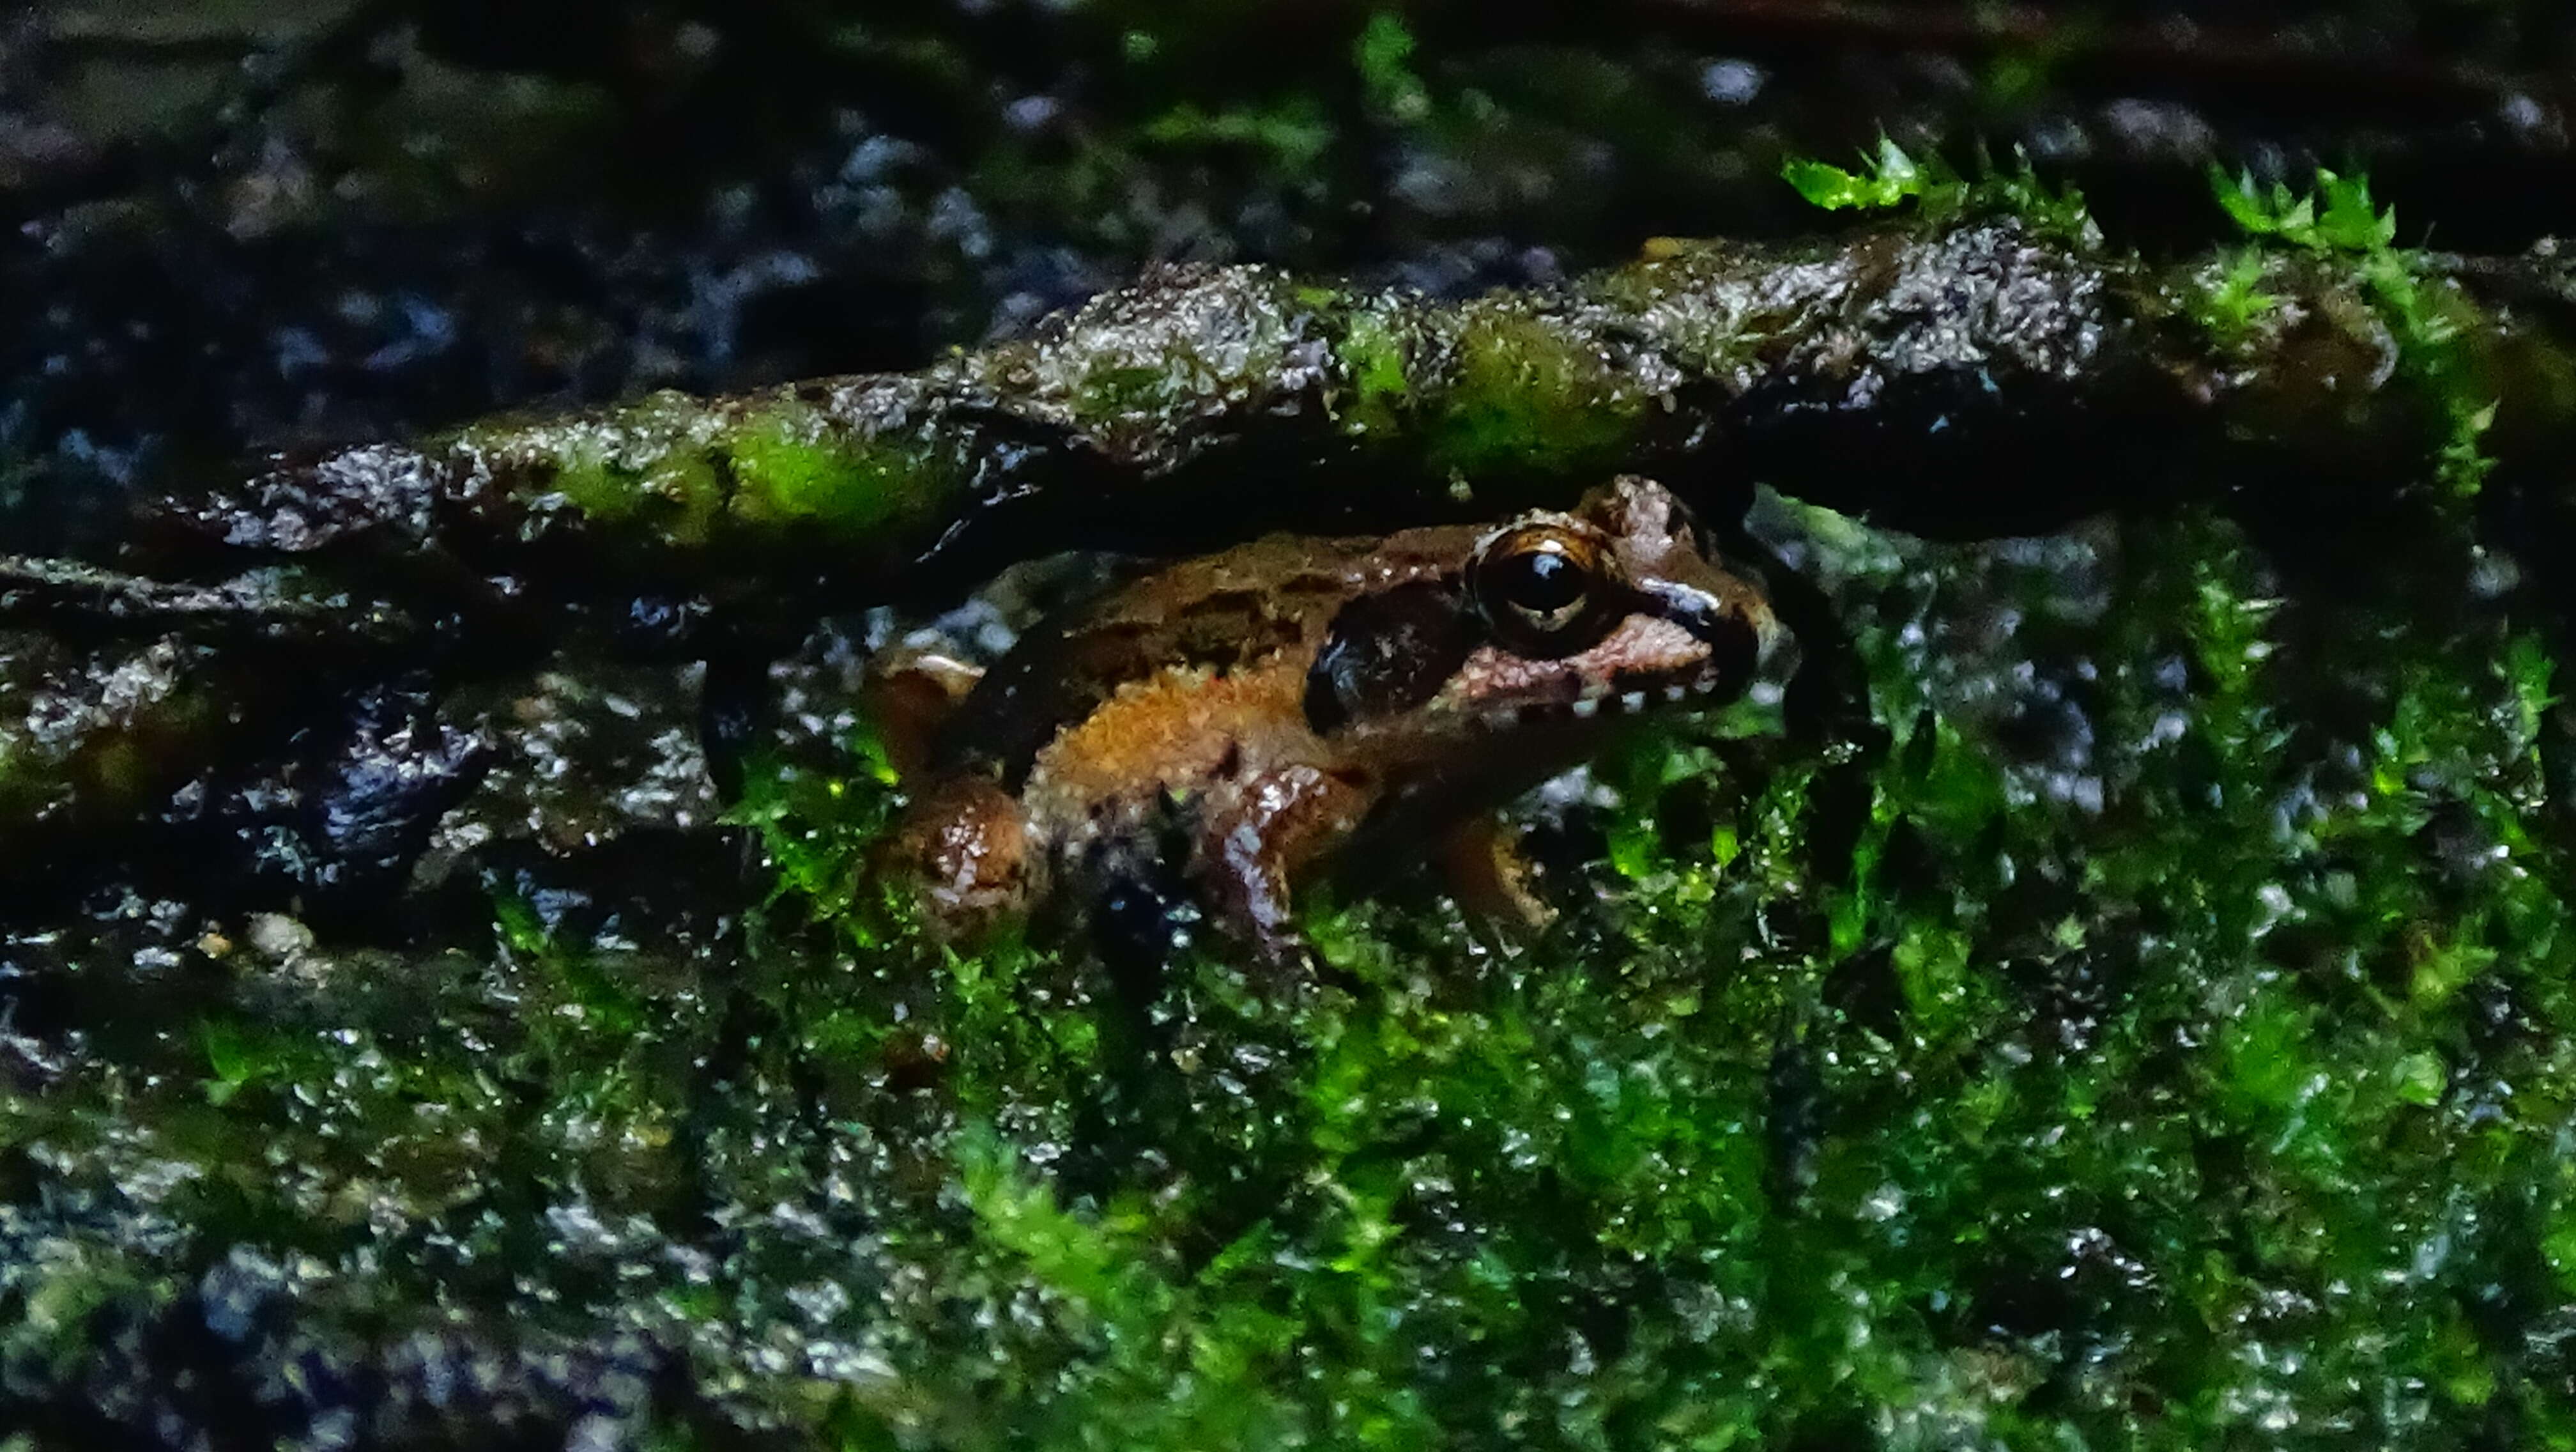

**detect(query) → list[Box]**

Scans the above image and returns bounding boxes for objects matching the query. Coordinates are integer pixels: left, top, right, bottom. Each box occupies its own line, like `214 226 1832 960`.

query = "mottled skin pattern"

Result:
884 476 1777 971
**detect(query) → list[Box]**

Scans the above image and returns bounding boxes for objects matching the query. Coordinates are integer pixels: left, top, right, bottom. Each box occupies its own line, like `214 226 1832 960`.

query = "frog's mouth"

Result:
1558 672 1731 721
1457 580 1782 730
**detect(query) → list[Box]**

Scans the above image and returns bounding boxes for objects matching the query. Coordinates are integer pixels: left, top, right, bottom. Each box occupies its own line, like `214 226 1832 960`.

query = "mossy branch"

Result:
128 219 2576 619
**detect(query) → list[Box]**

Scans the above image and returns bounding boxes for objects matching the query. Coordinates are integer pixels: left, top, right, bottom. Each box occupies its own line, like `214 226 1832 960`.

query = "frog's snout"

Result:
1634 578 1779 681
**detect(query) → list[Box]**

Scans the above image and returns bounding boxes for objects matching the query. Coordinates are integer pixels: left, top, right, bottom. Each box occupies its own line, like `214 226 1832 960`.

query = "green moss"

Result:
1073 362 1175 425
479 392 729 548
1333 305 1412 439
477 389 962 548
2214 165 2392 252
2211 166 2499 497
724 401 956 539
954 1127 1144 1317
1354 12 1429 124
1976 156 2101 248
1140 100 1334 171
526 428 620 514
1782 138 2099 247
2192 247 2283 351
732 720 899 925
1783 135 1961 215
1424 307 1643 483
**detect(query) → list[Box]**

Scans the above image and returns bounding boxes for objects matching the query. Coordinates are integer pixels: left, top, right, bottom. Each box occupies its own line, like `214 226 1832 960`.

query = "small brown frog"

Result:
878 475 1778 971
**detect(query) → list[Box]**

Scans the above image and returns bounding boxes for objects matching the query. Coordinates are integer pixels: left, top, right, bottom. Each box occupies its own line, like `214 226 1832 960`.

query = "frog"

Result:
878 474 1781 973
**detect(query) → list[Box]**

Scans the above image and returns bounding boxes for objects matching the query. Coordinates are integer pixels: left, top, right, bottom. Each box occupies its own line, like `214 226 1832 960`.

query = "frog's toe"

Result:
1439 812 1556 939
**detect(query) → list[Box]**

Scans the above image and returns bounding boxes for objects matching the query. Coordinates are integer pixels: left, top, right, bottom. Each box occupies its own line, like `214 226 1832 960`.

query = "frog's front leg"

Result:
1187 763 1379 971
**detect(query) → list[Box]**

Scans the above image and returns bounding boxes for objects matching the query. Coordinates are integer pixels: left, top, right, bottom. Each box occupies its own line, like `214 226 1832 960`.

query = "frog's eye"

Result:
1471 525 1617 657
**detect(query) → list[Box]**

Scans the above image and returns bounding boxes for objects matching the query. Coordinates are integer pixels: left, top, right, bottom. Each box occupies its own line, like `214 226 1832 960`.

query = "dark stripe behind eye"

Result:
1303 580 1476 734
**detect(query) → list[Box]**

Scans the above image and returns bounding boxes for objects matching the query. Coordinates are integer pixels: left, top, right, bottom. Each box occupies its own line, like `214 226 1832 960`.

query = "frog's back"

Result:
931 526 1479 787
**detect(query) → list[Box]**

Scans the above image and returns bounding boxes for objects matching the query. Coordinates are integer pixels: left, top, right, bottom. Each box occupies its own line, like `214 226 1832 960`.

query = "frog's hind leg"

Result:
884 776 1045 943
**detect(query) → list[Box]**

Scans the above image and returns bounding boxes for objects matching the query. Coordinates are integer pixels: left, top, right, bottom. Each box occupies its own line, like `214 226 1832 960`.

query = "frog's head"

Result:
1303 476 1780 752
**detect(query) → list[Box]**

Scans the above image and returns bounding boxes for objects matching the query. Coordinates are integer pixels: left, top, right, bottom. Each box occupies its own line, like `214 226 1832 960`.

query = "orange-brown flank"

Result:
1023 660 1315 842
